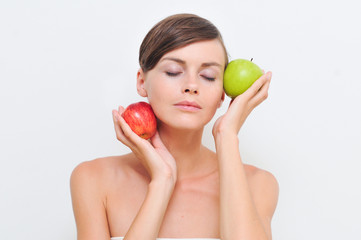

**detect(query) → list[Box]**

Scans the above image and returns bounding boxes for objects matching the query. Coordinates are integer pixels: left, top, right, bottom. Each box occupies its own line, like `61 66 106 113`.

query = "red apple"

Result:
121 101 157 139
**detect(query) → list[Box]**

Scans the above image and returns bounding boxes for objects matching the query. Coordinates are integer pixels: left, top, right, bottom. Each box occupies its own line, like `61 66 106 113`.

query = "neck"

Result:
157 123 214 180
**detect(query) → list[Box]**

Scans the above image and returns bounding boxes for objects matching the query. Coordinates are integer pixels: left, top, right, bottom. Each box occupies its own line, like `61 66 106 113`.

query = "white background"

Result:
1 0 360 239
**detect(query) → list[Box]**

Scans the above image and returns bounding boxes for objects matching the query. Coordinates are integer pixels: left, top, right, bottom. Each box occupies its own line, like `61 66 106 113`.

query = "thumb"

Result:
150 131 166 149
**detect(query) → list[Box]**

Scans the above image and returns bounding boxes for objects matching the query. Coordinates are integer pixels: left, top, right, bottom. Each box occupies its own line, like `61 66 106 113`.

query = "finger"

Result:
150 131 166 149
266 71 272 80
112 110 132 146
113 110 136 141
115 108 149 148
113 110 155 164
243 71 271 99
229 72 271 115
249 73 271 107
118 106 125 115
112 109 142 150
251 72 270 93
229 98 235 106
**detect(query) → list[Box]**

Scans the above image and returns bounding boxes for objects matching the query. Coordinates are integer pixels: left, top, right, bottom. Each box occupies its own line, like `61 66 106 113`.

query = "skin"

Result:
70 39 279 240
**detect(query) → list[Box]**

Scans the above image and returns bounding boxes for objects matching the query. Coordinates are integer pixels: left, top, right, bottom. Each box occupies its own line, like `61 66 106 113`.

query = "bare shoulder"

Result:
71 154 126 180
70 154 145 238
244 164 279 216
244 164 278 189
70 153 145 193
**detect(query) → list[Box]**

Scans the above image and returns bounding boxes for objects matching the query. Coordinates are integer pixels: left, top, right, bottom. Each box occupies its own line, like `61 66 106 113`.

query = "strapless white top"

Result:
111 238 220 240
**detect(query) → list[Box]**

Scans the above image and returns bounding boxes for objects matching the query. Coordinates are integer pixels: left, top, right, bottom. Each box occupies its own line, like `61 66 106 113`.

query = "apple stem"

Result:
251 58 253 62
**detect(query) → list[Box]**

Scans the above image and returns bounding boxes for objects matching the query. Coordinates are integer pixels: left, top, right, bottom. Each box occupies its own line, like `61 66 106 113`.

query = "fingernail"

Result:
113 111 118 119
267 72 272 79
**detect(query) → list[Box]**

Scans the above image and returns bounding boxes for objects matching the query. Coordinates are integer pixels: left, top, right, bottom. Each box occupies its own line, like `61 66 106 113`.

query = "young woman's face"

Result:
138 39 226 131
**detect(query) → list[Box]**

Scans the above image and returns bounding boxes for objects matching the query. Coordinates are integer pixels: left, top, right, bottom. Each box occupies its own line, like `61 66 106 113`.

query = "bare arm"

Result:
215 133 279 240
70 158 175 240
70 161 111 240
123 177 174 240
112 107 177 240
213 72 279 240
70 107 176 240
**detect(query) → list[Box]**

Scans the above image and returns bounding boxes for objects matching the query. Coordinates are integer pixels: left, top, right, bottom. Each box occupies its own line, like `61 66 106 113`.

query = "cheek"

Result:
147 79 168 97
204 82 224 104
145 79 175 111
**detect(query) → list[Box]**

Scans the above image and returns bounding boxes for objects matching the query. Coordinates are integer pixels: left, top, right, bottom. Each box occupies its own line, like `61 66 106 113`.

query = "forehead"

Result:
160 39 226 68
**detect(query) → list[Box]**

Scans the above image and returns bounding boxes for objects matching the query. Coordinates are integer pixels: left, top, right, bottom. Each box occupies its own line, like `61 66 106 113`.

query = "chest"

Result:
107 175 220 238
159 185 220 237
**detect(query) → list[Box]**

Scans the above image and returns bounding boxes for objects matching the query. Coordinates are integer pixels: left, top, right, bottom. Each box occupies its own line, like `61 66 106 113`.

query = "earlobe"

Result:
218 92 225 108
136 68 148 97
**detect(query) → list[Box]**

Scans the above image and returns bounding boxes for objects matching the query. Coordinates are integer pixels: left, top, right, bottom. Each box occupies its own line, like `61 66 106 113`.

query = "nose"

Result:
182 74 199 95
184 88 198 94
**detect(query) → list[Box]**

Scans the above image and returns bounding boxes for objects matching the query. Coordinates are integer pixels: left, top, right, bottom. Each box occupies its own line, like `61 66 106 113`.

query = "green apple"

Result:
223 59 263 98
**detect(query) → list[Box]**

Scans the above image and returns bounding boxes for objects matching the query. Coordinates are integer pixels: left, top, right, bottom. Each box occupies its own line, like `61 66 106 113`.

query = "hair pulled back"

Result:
139 13 228 73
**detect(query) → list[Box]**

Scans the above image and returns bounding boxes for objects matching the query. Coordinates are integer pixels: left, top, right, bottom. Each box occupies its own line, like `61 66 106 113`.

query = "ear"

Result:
136 68 148 97
218 91 225 108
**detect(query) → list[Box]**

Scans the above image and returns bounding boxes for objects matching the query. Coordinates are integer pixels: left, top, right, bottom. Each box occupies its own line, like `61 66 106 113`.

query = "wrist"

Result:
214 131 239 146
149 176 175 194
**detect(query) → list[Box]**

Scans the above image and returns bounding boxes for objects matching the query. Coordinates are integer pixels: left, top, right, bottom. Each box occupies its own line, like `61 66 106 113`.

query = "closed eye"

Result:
166 72 181 77
202 75 215 81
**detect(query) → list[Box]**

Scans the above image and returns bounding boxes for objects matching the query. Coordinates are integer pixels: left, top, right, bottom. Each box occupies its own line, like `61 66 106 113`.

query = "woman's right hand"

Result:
112 106 177 185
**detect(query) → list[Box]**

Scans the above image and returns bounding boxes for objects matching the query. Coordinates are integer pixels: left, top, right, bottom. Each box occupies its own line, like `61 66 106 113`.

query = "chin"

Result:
158 115 211 131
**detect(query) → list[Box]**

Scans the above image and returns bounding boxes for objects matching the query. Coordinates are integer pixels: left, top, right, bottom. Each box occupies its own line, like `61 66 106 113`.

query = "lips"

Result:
174 101 202 112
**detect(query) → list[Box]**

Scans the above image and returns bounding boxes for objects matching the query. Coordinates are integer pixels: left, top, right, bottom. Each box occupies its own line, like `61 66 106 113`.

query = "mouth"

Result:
174 101 202 112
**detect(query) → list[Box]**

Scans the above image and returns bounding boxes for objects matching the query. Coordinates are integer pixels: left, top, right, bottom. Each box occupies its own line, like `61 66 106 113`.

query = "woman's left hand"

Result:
212 71 272 140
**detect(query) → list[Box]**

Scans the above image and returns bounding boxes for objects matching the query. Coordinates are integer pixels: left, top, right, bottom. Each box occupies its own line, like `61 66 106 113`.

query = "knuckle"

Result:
263 92 269 100
124 129 138 143
123 129 132 138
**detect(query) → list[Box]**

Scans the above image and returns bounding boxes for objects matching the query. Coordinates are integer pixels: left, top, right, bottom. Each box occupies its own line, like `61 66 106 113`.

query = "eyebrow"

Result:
161 57 222 69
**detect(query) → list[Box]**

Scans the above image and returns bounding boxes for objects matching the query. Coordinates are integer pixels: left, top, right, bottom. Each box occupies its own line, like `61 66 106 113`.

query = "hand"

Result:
112 106 177 184
212 71 272 140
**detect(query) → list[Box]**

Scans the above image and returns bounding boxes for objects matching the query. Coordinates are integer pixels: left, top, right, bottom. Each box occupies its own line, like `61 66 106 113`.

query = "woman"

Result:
70 13 278 240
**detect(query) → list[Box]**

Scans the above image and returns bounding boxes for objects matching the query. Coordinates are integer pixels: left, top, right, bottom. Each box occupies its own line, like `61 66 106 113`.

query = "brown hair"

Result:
139 13 228 73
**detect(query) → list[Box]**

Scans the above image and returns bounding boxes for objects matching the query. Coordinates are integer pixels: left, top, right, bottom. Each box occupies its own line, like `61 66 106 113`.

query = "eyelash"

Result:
166 72 215 81
166 72 180 77
203 76 215 81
